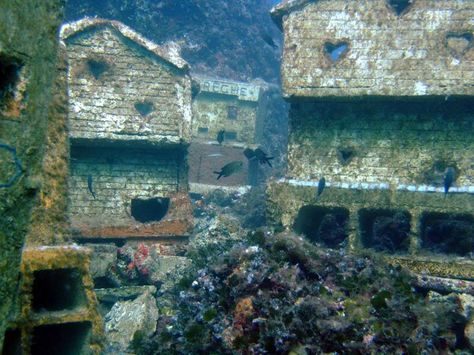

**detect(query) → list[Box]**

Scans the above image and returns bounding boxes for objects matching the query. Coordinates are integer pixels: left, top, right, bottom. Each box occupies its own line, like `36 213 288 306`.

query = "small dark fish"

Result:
243 147 256 160
213 161 243 180
260 32 278 49
316 177 326 199
217 129 225 144
443 167 455 195
254 148 273 167
87 175 96 199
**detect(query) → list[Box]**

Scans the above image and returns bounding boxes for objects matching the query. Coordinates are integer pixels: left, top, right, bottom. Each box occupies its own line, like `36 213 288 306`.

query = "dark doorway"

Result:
131 197 170 223
293 205 349 248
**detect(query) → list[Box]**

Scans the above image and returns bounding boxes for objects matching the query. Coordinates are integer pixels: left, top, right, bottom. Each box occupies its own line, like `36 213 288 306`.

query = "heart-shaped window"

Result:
446 32 473 58
387 0 412 16
86 59 109 80
324 42 349 62
337 148 355 166
134 101 154 116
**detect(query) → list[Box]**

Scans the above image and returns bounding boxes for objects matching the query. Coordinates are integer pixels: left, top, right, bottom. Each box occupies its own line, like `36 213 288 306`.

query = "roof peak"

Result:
60 17 189 71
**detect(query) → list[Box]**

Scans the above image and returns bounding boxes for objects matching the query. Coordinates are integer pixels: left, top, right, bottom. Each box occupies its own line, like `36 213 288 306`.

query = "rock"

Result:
187 213 246 266
96 285 156 301
85 243 120 287
103 286 158 354
149 256 193 292
426 291 462 350
116 242 190 285
458 293 474 348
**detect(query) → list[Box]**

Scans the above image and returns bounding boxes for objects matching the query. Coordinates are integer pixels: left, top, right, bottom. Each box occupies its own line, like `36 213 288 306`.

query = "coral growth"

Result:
371 212 411 253
134 232 469 354
117 243 152 283
423 218 474 256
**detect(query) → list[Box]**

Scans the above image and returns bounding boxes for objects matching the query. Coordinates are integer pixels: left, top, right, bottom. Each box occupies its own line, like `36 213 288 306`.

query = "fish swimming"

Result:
243 147 256 160
443 167 455 195
213 161 243 180
87 175 96 199
316 177 326 199
254 148 273 167
260 32 278 49
217 129 225 144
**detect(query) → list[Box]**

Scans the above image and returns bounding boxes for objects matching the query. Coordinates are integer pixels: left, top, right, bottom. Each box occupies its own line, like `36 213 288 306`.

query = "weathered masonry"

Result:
61 18 193 240
189 76 267 188
1 4 104 354
269 0 474 277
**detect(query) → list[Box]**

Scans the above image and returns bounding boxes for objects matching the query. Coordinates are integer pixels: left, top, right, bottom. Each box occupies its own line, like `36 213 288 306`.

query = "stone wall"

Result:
273 0 474 97
268 0 474 278
267 180 474 277
69 145 186 230
287 99 474 190
192 94 258 145
192 77 262 145
0 0 65 348
63 22 192 144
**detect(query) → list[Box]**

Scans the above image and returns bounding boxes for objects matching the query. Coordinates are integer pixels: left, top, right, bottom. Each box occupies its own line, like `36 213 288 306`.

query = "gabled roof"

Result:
60 17 189 71
270 0 315 29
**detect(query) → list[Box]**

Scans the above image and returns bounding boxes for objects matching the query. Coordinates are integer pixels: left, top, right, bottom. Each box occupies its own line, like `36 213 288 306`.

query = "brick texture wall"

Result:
277 0 474 97
192 94 258 145
65 25 191 143
288 99 474 188
68 145 185 229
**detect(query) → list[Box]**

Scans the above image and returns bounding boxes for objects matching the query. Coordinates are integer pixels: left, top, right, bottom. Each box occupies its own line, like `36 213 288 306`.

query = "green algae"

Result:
0 0 65 348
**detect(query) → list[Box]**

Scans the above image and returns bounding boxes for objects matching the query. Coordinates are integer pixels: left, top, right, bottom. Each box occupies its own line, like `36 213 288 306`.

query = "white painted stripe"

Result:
279 178 474 194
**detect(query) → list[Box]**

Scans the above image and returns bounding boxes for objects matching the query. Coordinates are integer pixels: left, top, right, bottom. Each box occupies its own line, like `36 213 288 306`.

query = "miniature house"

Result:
269 0 474 276
189 75 267 188
60 18 193 240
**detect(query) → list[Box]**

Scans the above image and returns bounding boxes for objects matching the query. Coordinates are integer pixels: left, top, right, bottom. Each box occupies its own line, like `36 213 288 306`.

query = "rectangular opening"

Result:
420 212 474 256
227 105 238 120
358 209 411 254
31 322 92 355
0 54 24 112
293 206 349 248
197 127 209 136
32 268 87 312
2 328 21 355
224 131 237 140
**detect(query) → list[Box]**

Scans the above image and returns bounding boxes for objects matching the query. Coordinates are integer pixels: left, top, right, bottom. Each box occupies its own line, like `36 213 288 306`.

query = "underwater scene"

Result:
1 0 474 353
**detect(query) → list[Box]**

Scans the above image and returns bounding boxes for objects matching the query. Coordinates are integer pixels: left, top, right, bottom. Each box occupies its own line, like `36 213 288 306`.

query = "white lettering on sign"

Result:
198 79 260 101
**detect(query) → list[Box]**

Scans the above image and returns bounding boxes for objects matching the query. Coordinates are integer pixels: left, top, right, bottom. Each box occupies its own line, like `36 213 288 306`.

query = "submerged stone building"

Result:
60 18 193 240
188 76 268 189
1 4 103 354
269 0 474 277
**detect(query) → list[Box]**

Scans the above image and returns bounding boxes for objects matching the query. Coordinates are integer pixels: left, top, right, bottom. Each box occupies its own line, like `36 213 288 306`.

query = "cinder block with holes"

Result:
267 180 474 279
5 246 104 354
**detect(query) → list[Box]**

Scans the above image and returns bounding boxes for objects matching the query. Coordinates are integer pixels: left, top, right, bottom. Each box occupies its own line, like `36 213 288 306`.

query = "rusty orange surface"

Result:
72 192 193 239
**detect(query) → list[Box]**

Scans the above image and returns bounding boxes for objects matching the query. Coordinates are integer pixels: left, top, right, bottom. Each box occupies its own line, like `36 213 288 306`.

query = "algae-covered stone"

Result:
459 293 474 348
149 256 192 292
104 287 158 354
86 243 120 287
0 0 66 348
